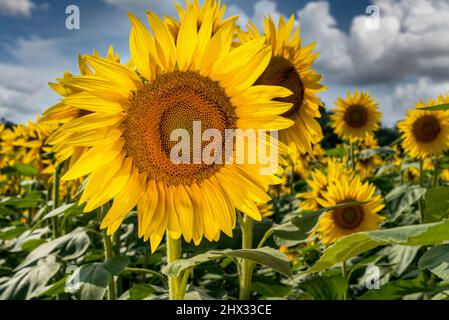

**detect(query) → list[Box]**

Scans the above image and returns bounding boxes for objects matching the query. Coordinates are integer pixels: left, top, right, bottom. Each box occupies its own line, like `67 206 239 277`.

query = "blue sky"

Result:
1 0 449 127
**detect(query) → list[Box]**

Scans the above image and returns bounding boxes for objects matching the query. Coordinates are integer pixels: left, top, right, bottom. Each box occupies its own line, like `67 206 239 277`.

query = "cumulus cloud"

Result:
0 0 35 17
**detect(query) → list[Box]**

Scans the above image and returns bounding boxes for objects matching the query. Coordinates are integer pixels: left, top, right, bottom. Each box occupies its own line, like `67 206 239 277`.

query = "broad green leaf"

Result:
66 263 109 300
0 226 27 240
128 284 159 300
1 191 43 209
13 163 37 177
379 245 421 276
385 185 426 218
0 255 60 300
418 244 449 281
163 247 291 277
417 103 449 110
358 147 395 159
9 227 50 253
358 273 429 300
307 220 449 274
37 276 67 298
424 187 449 223
252 281 292 298
103 256 130 275
39 203 81 221
299 275 348 300
16 228 90 269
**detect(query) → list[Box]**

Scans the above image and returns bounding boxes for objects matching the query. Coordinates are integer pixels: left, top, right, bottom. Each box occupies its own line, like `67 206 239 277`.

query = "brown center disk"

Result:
412 115 441 143
255 56 304 119
332 204 364 229
344 105 368 128
123 71 237 186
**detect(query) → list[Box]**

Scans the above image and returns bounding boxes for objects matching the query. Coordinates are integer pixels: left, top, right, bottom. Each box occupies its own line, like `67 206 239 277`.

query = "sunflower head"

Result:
239 15 325 153
398 96 449 159
331 90 381 142
45 6 295 252
314 174 384 244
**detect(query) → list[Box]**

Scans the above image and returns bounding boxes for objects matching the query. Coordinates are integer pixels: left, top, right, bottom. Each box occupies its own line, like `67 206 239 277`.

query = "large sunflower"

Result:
314 174 384 244
238 16 326 153
43 46 121 167
398 96 449 159
331 90 381 142
45 7 294 251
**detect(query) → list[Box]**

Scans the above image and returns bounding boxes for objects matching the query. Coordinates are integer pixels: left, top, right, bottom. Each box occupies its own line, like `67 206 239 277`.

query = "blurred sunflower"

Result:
45 7 294 251
299 159 352 211
356 155 383 179
398 96 449 159
238 16 326 153
331 90 381 142
314 175 384 245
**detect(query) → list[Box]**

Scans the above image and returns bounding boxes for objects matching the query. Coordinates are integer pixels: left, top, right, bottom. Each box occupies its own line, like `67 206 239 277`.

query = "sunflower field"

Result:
2 0 449 302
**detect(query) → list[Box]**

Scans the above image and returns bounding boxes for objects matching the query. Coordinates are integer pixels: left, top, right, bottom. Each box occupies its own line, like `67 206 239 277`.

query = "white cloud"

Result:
0 0 35 17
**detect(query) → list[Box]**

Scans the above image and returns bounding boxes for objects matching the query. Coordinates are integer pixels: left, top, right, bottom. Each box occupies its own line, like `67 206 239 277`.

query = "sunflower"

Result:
238 16 326 153
331 90 381 142
299 159 352 211
356 155 383 179
398 96 449 159
45 7 294 251
314 174 384 244
165 0 235 41
43 46 122 167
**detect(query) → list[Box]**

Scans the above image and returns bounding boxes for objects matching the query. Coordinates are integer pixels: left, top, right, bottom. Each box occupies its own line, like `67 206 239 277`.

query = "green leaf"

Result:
424 187 449 223
418 244 449 281
0 255 60 300
1 191 43 209
39 203 81 221
358 147 396 159
16 228 90 269
252 281 292 298
13 163 37 177
0 226 27 240
128 284 158 300
66 263 109 300
379 245 421 276
163 247 291 277
299 275 348 300
385 185 426 218
358 273 429 300
325 146 345 157
37 276 68 298
103 256 130 275
417 103 449 110
307 220 449 274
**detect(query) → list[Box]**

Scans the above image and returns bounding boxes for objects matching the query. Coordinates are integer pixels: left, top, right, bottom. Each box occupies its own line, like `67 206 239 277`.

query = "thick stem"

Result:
51 165 61 239
418 159 425 223
342 261 348 300
97 206 116 300
239 214 254 300
166 234 181 300
350 142 356 171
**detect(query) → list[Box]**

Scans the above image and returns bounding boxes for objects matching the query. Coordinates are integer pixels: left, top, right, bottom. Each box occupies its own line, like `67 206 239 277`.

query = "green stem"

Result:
257 229 273 249
176 267 192 300
51 165 61 239
432 157 439 187
238 214 254 300
350 142 356 171
97 206 116 300
166 234 181 300
418 159 425 223
124 267 168 285
342 261 348 300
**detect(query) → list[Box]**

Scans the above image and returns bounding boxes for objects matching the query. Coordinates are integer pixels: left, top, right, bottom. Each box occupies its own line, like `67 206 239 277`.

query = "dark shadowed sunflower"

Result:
331 90 381 142
398 96 449 159
238 16 326 153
